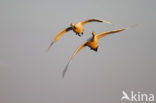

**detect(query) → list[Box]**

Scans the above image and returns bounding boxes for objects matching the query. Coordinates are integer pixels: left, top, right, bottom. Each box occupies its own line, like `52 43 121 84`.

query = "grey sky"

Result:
0 0 156 103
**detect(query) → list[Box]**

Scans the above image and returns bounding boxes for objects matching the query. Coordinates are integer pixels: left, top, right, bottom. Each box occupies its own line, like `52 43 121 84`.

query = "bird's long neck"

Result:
91 34 96 41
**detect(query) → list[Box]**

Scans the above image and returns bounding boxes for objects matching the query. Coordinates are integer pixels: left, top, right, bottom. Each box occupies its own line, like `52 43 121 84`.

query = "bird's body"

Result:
48 18 113 50
87 34 99 51
72 23 84 35
63 26 132 77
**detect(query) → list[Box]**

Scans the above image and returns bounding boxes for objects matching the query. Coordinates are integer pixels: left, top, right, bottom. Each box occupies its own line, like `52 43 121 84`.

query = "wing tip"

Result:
62 64 69 78
62 72 65 78
125 24 138 30
102 20 113 25
48 42 54 51
95 18 114 25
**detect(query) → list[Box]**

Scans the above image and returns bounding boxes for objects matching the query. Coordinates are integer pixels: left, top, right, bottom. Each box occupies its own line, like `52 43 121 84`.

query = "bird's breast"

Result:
87 41 98 49
74 24 83 34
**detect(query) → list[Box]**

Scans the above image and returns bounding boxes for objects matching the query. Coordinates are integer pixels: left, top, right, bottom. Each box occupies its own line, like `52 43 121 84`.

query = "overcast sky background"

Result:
0 0 156 103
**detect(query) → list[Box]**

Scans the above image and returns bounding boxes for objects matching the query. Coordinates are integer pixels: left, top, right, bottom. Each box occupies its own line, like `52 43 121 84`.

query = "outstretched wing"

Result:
48 27 73 51
80 18 113 26
96 27 130 39
62 41 88 78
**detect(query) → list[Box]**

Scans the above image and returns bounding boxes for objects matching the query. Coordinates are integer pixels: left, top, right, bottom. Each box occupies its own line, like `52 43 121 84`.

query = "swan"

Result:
63 26 132 77
48 18 113 50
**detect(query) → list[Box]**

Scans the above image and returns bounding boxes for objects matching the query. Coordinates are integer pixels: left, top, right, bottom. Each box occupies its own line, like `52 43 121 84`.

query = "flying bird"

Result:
48 18 113 51
62 26 132 77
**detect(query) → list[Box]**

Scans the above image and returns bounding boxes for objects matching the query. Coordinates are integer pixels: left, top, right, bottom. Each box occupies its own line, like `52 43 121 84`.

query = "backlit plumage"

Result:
48 18 113 50
63 26 132 77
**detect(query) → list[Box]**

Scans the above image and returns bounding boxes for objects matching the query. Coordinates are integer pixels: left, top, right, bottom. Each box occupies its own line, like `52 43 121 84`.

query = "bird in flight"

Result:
48 18 113 51
62 26 132 77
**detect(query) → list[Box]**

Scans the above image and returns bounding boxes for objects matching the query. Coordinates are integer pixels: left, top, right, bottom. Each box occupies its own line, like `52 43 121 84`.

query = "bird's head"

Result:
92 32 95 36
70 23 75 28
